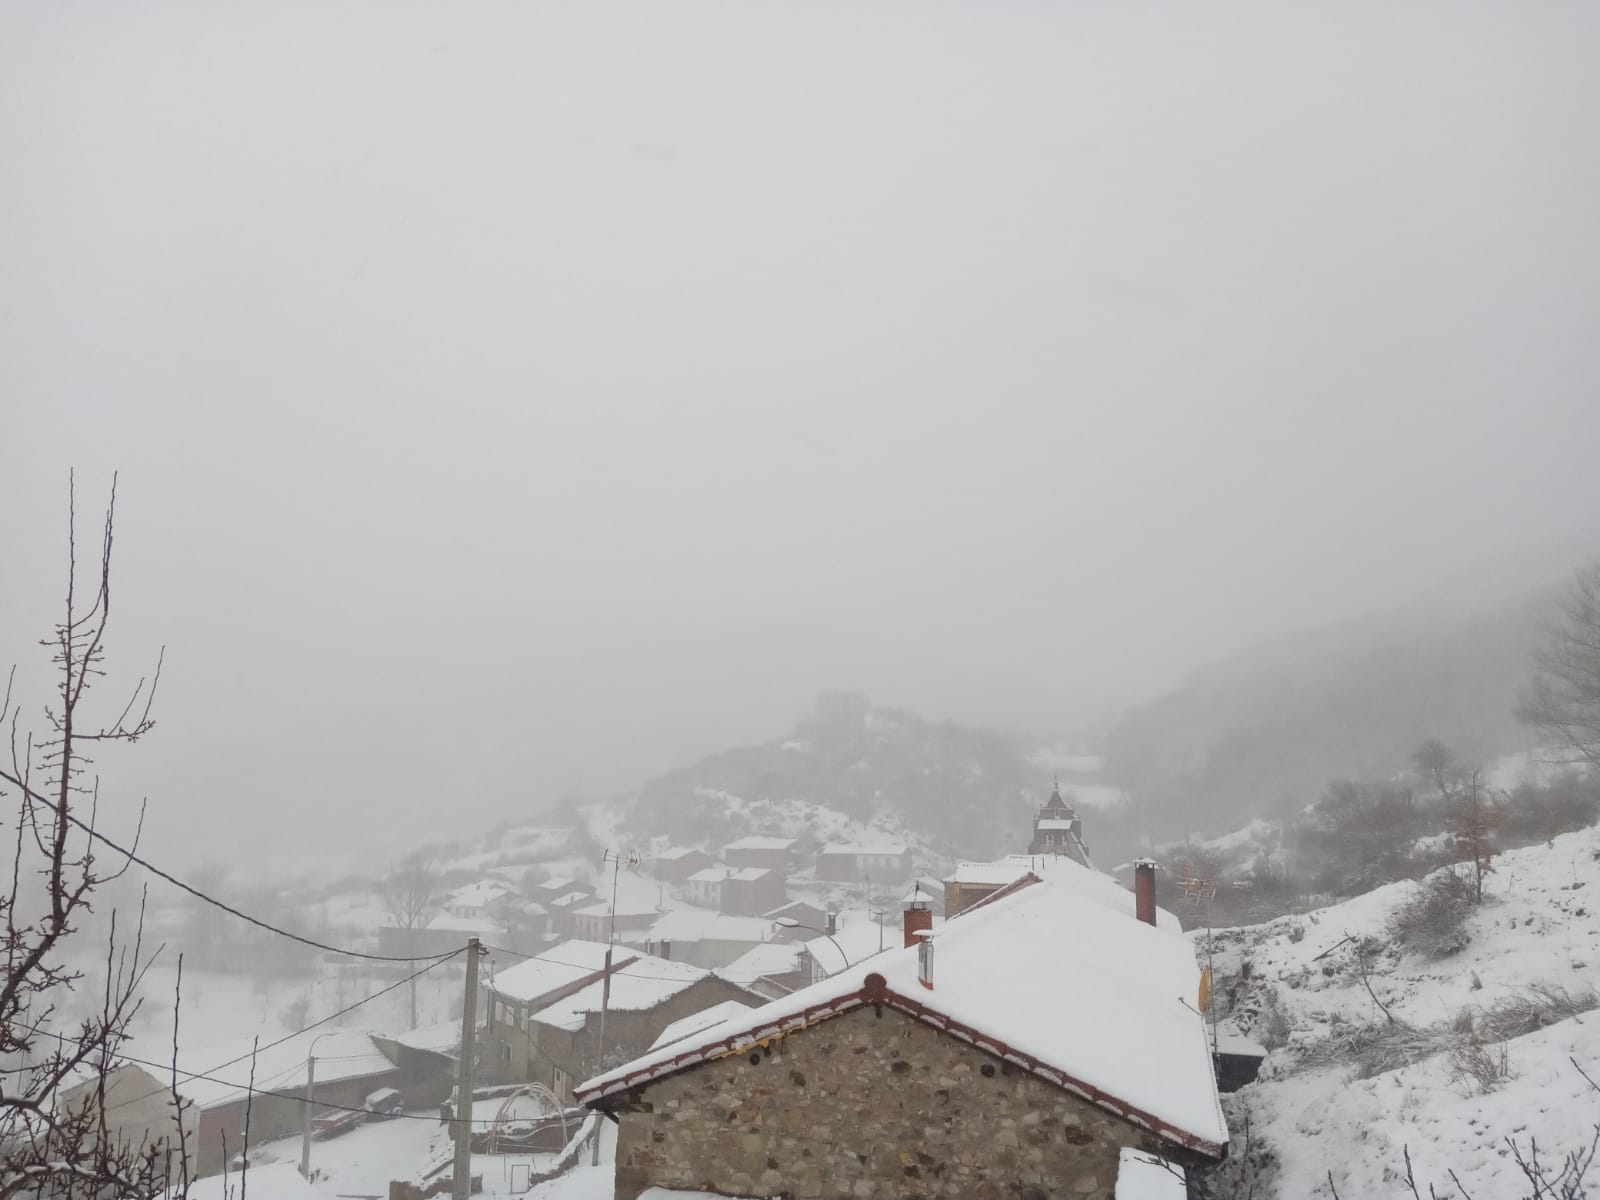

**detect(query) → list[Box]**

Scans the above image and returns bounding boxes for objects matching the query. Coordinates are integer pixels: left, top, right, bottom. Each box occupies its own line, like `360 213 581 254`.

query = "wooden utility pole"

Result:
452 937 481 1200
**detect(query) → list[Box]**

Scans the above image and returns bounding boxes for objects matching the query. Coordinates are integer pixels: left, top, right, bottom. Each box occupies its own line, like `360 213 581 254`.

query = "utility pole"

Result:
452 937 481 1200
592 849 638 1165
298 1054 316 1179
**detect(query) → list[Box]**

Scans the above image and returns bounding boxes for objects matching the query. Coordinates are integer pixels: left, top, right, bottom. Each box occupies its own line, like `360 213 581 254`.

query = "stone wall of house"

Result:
612 1005 1181 1200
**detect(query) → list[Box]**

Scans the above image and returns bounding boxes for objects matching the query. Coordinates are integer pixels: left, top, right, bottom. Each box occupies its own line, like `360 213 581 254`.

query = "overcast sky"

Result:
3 2 1598 869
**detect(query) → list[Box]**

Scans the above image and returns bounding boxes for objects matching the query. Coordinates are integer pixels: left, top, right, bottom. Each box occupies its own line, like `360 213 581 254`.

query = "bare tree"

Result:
1450 771 1497 905
380 851 438 1026
1518 563 1600 771
0 475 188 1198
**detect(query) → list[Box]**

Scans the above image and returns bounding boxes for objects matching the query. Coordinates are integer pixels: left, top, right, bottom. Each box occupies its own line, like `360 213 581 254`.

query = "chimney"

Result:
903 891 933 949
1134 860 1158 927
916 933 934 990
825 911 837 936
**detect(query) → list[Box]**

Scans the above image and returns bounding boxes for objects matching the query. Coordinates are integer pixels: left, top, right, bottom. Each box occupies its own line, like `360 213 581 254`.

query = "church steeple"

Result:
1028 780 1088 863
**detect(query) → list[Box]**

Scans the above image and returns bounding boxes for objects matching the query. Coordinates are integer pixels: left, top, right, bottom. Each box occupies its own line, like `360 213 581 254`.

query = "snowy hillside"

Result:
602 692 1062 863
1206 826 1600 1198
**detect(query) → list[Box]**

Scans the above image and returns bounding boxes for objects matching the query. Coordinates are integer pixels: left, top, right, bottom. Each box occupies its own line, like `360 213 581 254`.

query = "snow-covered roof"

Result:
655 847 709 861
171 1030 394 1110
686 867 731 884
445 879 515 908
488 939 627 1004
392 1021 460 1054
578 877 1227 1157
723 836 796 851
548 891 591 909
424 911 501 933
721 940 806 985
958 855 1183 934
649 1000 762 1052
946 860 1035 887
1035 818 1080 830
1116 1149 1187 1200
803 921 892 971
537 877 581 893
531 956 712 1031
179 1162 321 1200
727 867 774 882
650 909 777 944
820 841 907 856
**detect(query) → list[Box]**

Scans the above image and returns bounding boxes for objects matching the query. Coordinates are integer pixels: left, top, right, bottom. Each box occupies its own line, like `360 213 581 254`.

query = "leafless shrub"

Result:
1479 984 1600 1043
1388 866 1475 958
1450 1035 1511 1096
1256 994 1292 1051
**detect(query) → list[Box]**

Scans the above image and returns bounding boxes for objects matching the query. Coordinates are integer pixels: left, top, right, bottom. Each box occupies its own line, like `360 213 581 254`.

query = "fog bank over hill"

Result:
1106 539 1600 838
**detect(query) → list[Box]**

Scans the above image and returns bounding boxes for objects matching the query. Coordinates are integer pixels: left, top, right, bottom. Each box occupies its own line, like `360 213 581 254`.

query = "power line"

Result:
103 949 463 1115
0 768 446 963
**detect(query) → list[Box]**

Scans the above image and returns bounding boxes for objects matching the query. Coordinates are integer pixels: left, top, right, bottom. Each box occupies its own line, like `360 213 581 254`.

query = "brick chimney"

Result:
1133 860 1158 927
903 888 933 948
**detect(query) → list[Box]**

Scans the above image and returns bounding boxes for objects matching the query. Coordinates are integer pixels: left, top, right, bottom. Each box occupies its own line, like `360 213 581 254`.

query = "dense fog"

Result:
3 2 1598 866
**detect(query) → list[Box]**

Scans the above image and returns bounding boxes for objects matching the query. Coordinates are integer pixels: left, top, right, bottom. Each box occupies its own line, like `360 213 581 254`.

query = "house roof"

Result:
649 909 775 944
424 911 502 934
819 841 907 856
548 891 591 909
488 939 627 1004
686 867 732 884
537 877 584 893
723 836 796 851
531 956 714 1032
721 940 806 986
572 899 661 920
802 920 892 972
649 1000 762 1052
655 847 710 862
171 1030 394 1110
178 1162 322 1200
950 855 1183 934
726 867 774 882
445 879 516 909
764 900 823 920
577 877 1227 1158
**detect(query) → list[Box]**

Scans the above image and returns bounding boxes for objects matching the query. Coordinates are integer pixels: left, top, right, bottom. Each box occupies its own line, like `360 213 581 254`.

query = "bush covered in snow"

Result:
1387 865 1476 958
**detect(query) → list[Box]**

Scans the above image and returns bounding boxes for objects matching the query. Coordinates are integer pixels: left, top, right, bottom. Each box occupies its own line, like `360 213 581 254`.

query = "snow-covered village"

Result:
5 4 1599 1199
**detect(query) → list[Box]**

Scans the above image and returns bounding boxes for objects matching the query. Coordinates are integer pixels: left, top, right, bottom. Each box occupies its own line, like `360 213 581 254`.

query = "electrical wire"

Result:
102 949 463 1115
0 768 451 963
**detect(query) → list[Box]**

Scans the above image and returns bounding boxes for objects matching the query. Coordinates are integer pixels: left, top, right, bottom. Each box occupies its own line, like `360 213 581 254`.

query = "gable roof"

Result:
489 939 630 1004
649 1000 761 1052
949 854 1183 934
531 956 716 1031
723 836 796 851
819 841 907 856
649 909 775 944
576 878 1226 1158
721 940 807 986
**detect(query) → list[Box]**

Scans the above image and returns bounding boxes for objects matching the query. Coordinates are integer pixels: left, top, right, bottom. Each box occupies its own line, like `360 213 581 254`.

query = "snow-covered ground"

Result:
1210 825 1600 1197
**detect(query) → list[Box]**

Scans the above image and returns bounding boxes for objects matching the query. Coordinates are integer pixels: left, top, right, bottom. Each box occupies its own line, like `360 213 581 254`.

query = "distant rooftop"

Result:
723 836 796 851
489 939 625 1004
820 841 907 856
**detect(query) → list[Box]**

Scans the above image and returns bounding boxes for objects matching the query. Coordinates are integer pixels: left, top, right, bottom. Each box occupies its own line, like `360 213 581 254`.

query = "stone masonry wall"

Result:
613 1004 1180 1200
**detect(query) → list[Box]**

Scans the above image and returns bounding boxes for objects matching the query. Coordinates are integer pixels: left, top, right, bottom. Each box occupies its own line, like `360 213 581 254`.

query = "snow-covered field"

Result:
1210 825 1600 1197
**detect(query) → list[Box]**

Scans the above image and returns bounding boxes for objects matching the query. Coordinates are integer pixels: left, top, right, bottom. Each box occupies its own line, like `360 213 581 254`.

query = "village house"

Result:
90 1031 406 1177
652 847 716 885
720 939 809 998
717 866 786 917
764 898 830 938
485 939 631 1086
569 898 661 944
944 853 1182 928
523 953 760 1102
645 909 778 970
798 915 896 984
814 841 913 884
529 876 593 906
684 866 731 909
577 868 1226 1200
720 835 796 874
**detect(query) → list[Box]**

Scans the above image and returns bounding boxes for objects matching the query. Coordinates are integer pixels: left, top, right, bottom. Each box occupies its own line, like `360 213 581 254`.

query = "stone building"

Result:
578 873 1225 1199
